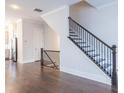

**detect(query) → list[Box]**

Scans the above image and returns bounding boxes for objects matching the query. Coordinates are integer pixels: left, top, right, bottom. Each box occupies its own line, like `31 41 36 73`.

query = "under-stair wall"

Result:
41 6 111 85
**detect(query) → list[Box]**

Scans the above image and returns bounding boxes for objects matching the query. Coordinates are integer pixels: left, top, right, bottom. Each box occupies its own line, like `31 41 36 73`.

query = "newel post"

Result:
41 48 44 67
112 45 117 88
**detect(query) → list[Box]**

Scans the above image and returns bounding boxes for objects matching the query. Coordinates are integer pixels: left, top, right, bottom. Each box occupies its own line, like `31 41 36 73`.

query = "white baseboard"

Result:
18 58 35 63
60 66 111 85
23 58 35 63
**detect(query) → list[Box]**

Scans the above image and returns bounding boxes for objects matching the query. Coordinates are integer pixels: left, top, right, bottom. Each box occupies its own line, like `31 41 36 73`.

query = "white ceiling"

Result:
6 0 81 24
84 0 117 9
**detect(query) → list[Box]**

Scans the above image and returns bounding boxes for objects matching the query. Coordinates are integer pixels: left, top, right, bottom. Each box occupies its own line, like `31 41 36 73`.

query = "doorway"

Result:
11 37 18 62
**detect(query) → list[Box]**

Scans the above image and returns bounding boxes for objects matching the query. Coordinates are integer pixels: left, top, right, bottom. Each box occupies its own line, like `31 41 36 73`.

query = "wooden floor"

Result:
6 61 117 93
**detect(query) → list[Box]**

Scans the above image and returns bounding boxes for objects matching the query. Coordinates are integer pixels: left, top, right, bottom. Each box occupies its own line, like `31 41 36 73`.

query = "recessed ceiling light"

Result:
10 4 20 10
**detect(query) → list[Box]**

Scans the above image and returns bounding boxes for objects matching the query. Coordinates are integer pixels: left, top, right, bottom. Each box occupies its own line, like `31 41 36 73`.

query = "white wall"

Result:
43 23 60 65
16 19 23 62
42 6 111 85
17 19 44 63
7 23 15 59
43 23 60 51
5 27 10 59
16 18 60 63
84 0 116 9
70 1 118 46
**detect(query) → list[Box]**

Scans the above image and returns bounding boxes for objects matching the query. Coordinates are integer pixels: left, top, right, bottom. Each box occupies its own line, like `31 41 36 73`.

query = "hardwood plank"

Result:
5 60 117 93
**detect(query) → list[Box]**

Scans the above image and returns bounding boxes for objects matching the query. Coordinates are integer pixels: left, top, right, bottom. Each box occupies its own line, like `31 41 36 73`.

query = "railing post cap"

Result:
112 45 116 48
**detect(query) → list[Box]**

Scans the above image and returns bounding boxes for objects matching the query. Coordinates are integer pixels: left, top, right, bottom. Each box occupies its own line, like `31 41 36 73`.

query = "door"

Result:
33 27 43 61
12 38 17 62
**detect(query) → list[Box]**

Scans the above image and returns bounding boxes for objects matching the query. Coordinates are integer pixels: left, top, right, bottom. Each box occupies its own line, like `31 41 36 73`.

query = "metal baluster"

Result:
99 42 100 67
78 27 81 47
101 44 103 68
90 35 92 56
96 40 98 63
80 28 81 43
84 30 86 52
86 33 89 50
77 24 79 43
106 47 110 73
86 32 88 52
89 34 91 57
94 38 96 61
110 49 112 76
81 28 83 49
101 43 103 68
92 36 94 56
70 19 72 32
93 36 95 60
83 29 84 44
70 19 71 35
74 23 76 41
78 25 80 43
104 46 106 70
87 32 88 52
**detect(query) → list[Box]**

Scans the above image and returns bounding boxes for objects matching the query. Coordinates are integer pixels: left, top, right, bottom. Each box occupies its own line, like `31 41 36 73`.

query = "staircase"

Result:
68 17 117 87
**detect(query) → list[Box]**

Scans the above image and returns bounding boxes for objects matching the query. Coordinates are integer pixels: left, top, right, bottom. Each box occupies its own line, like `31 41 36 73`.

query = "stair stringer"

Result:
41 5 111 85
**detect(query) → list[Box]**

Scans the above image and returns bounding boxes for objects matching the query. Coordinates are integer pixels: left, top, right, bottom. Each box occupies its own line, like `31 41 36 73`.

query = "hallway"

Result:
5 61 117 93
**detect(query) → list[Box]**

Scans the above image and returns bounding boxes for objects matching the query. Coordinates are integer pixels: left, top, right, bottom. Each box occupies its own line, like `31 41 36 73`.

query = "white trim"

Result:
22 18 43 26
60 66 111 85
41 5 68 17
23 59 35 63
18 58 35 63
96 0 117 10
85 0 117 10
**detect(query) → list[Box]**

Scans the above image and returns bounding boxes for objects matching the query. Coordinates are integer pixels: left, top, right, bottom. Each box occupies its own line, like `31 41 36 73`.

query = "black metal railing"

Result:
68 17 117 87
41 48 59 69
